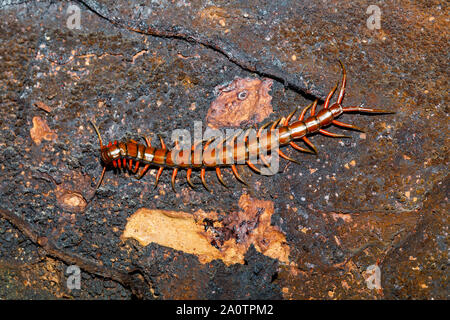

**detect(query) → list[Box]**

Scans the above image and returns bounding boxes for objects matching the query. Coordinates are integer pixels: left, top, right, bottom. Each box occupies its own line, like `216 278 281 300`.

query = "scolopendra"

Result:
89 62 394 192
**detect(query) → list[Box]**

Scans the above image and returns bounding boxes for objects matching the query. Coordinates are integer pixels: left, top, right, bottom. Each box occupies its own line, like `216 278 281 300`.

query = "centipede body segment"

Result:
90 62 393 192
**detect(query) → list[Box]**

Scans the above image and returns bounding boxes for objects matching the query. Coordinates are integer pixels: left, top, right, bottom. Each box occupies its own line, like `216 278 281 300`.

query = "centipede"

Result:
89 62 393 192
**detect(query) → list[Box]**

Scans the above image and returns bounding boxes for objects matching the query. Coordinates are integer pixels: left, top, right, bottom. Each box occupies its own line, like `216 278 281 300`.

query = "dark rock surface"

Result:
0 0 447 299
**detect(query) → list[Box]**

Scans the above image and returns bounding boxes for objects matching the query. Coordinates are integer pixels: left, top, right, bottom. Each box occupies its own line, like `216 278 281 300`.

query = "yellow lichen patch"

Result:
30 116 57 145
122 194 290 266
198 6 230 23
122 209 223 264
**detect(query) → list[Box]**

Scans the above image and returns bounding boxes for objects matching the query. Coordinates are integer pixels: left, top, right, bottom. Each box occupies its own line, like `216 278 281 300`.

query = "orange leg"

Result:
259 154 272 168
270 118 282 131
171 168 178 192
332 120 364 132
186 168 195 189
257 121 272 137
144 136 152 147
215 167 228 187
158 135 166 150
290 141 314 154
231 164 248 186
324 82 338 109
154 167 163 189
283 108 298 126
246 160 261 174
299 102 314 121
311 100 318 115
201 168 210 191
302 137 318 154
133 161 140 173
137 164 150 179
278 149 300 164
319 129 349 138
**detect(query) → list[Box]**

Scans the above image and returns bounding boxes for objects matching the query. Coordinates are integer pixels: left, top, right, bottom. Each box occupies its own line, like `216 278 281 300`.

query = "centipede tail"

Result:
90 62 394 192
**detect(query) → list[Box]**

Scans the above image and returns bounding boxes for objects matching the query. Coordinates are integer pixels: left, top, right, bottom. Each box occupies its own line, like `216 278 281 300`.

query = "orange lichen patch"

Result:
206 77 273 128
122 194 290 266
330 212 353 223
55 172 92 213
56 191 87 213
33 101 52 113
30 116 57 145
216 193 290 264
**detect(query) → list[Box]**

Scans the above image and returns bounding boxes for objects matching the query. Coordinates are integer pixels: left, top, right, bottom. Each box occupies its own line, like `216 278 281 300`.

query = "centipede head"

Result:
89 120 108 190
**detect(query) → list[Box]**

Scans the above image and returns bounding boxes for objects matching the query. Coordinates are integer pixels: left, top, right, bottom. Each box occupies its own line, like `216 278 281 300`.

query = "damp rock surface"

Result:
0 0 447 299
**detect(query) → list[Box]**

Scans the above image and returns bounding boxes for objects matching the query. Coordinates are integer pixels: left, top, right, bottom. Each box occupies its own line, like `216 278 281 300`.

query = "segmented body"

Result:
91 62 392 191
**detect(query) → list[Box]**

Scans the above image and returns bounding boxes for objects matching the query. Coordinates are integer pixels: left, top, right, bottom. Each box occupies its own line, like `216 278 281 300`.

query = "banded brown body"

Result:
90 62 393 192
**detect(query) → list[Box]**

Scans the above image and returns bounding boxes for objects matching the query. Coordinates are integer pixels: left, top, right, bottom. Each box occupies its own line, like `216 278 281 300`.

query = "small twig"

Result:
0 208 156 299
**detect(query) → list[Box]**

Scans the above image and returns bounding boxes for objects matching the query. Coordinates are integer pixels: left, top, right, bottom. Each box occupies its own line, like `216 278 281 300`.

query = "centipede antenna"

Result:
343 106 395 114
89 120 104 148
95 166 106 190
